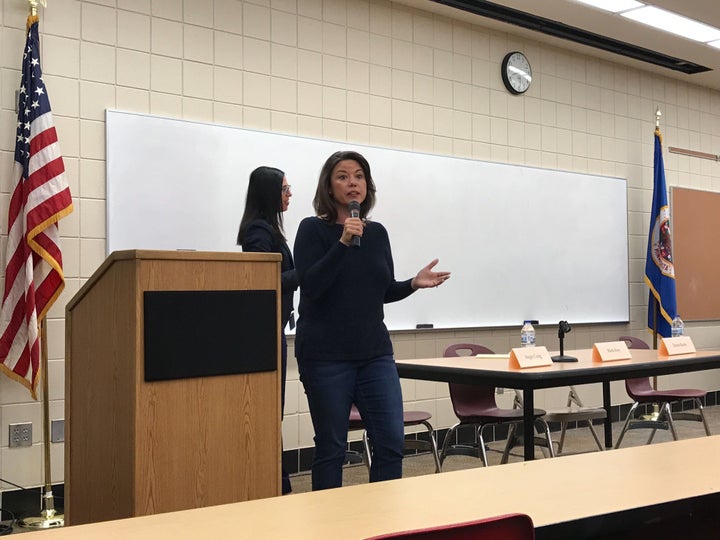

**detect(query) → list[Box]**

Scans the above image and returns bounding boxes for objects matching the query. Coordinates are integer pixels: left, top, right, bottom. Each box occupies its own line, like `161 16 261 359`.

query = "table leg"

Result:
524 389 535 461
603 381 612 448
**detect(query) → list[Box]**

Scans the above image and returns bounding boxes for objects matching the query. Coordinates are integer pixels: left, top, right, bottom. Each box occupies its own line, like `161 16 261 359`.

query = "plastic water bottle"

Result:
671 315 684 338
520 320 536 347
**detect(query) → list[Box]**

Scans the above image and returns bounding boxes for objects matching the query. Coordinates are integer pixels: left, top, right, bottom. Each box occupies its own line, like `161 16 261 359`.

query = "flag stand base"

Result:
18 512 64 529
640 404 661 422
18 491 64 529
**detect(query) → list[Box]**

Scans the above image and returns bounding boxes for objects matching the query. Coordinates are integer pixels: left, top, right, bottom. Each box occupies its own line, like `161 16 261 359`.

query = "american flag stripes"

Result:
0 18 73 399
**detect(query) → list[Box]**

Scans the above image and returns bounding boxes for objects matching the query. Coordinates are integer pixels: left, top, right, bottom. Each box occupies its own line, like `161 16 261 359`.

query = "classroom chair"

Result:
363 512 535 539
615 335 711 448
348 404 442 473
440 344 555 466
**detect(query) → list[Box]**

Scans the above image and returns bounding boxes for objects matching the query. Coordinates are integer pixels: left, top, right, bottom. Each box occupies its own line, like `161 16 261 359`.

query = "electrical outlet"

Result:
9 422 32 448
51 419 65 443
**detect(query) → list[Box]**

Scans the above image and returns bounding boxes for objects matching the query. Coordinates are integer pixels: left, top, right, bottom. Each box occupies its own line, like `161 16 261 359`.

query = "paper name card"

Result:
509 346 553 369
659 336 696 356
592 341 632 362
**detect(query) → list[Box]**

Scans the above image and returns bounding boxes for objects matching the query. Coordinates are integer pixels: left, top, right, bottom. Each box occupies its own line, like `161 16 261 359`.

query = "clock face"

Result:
501 52 532 95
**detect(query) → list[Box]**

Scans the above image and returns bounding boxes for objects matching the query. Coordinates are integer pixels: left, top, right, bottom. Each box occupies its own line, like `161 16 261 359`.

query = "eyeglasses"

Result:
281 185 292 193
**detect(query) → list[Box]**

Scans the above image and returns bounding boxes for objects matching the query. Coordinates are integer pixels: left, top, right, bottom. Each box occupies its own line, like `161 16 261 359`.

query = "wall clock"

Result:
501 51 532 95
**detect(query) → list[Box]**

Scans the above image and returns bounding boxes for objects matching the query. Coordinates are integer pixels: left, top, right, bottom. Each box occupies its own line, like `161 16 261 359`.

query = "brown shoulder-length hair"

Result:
313 150 377 222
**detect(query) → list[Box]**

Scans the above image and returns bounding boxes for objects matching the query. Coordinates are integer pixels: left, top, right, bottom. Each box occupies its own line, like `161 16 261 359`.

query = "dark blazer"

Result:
242 219 298 326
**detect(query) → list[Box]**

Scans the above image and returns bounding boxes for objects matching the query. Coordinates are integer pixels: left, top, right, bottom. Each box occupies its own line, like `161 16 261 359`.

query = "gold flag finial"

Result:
27 0 46 18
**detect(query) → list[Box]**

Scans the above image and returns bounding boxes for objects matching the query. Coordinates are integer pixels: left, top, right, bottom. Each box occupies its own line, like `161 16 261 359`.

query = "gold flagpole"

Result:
19 319 63 529
18 0 63 529
643 107 662 423
652 106 660 389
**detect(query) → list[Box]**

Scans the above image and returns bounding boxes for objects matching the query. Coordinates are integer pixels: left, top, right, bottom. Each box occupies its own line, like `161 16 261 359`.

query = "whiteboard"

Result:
106 110 629 330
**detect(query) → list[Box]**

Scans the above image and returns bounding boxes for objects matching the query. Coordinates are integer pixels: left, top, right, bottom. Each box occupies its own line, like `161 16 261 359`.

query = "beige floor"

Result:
290 404 719 493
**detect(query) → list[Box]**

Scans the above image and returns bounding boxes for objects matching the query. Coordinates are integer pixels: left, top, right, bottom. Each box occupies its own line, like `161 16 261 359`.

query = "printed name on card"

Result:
592 341 632 362
509 346 553 369
659 336 696 356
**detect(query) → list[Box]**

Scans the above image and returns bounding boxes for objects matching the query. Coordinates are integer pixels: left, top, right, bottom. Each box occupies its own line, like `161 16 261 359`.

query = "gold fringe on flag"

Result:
26 0 46 29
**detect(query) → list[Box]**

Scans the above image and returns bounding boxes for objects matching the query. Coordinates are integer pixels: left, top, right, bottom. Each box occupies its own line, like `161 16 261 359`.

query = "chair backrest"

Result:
443 344 499 417
618 335 652 397
363 513 535 540
624 376 655 397
618 335 650 350
443 343 495 357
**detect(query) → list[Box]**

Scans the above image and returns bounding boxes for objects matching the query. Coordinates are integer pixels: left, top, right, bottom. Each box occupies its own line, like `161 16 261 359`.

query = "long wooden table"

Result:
396 349 720 460
36 435 720 539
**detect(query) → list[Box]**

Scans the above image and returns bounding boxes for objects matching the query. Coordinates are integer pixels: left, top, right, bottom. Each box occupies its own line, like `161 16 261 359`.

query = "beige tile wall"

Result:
0 0 719 488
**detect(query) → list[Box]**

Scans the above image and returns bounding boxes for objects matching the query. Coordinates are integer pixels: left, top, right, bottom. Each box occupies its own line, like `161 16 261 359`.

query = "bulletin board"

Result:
672 187 720 321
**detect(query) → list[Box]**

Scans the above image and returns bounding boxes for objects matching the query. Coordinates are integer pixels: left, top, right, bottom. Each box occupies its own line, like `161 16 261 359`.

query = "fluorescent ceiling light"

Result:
621 6 720 42
573 0 644 13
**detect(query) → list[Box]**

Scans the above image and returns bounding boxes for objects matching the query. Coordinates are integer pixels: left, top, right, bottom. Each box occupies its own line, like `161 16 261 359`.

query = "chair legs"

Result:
440 420 555 467
615 398 711 449
501 420 556 463
477 425 490 466
673 398 711 436
439 422 492 466
615 401 675 448
499 424 515 465
400 419 442 473
439 422 462 466
615 402 640 448
658 403 678 443
537 420 557 459
362 431 372 469
364 420 442 473
500 423 547 463
557 419 604 454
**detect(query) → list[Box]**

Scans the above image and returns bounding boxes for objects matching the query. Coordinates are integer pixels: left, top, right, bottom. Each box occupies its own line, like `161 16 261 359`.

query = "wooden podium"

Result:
64 250 281 525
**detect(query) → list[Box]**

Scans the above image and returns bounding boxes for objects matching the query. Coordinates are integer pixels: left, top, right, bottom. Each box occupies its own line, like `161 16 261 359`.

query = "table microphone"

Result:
348 201 361 248
552 320 578 362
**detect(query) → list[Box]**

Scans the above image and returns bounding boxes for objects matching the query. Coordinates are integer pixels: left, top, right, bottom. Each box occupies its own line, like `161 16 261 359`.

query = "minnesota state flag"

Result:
644 127 677 337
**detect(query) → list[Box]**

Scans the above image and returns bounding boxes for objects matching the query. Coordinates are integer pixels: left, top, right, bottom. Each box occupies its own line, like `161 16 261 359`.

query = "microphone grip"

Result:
349 203 361 248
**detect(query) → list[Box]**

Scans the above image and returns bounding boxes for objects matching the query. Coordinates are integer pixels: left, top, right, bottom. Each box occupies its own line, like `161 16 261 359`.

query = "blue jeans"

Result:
298 355 404 491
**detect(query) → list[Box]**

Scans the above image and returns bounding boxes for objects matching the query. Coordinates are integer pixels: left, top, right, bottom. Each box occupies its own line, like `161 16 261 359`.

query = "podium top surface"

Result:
66 250 281 312
110 249 281 262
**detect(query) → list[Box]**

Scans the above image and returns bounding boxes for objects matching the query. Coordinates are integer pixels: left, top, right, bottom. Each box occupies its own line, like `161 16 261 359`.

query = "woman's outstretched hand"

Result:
411 259 451 290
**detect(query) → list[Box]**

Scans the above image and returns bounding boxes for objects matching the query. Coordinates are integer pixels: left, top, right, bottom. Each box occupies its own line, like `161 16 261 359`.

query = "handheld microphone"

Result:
348 201 361 248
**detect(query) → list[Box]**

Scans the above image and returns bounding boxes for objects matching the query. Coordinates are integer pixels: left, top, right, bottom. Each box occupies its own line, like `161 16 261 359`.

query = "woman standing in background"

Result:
237 166 298 495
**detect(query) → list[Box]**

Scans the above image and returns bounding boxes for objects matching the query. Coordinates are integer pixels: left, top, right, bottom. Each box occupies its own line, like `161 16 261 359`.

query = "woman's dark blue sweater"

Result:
293 216 414 361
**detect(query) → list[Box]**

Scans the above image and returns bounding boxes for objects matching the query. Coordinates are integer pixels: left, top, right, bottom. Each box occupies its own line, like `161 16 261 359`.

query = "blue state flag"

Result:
644 127 677 337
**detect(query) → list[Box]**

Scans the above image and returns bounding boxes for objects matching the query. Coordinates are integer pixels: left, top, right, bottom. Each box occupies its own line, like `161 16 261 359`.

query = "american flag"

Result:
0 18 73 399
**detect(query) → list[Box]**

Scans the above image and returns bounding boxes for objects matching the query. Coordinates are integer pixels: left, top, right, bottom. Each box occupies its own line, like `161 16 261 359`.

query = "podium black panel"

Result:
143 290 277 382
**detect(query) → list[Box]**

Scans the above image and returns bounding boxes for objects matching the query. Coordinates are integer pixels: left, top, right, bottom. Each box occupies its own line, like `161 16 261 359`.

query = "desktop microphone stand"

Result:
551 321 578 362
